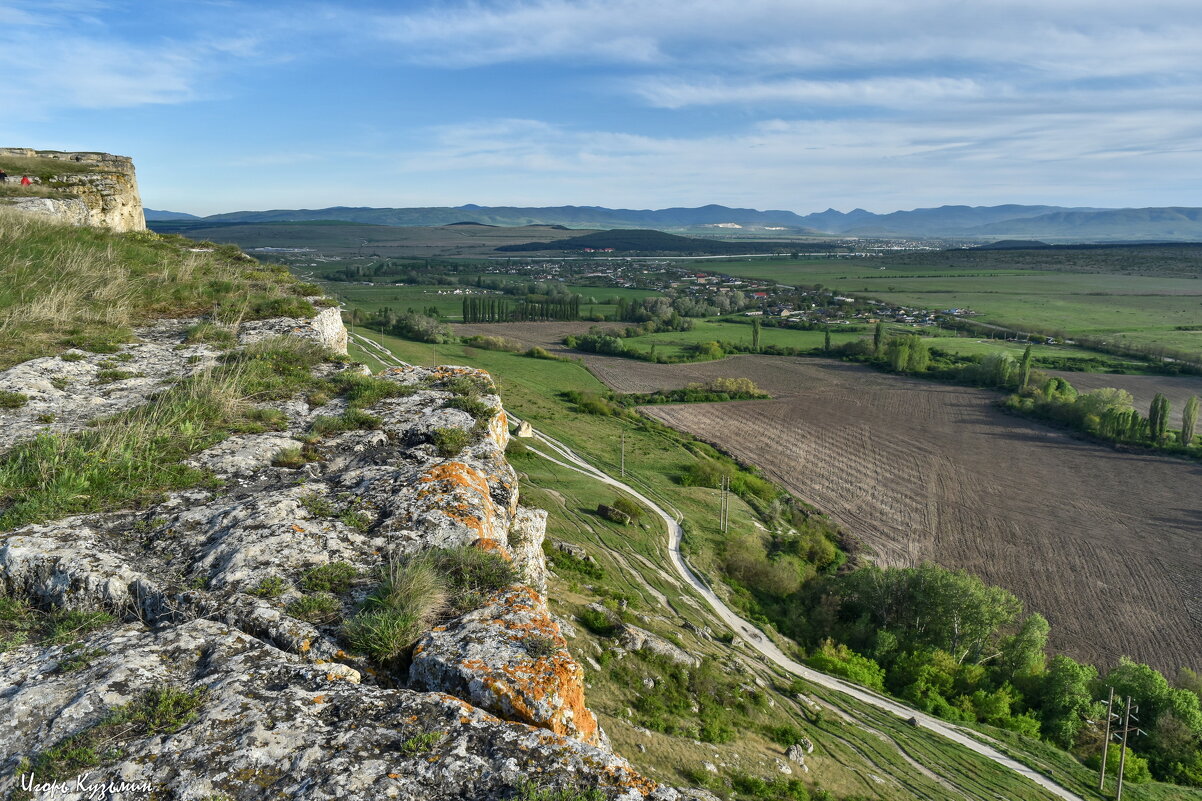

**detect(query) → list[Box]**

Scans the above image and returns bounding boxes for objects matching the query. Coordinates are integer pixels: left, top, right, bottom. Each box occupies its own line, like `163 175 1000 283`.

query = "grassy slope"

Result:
349 327 1200 801
0 208 317 368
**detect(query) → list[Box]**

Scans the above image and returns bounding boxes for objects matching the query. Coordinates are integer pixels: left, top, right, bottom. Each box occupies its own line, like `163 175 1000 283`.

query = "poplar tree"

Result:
824 328 832 353
752 318 761 353
1182 395 1199 446
1148 393 1170 443
873 321 884 354
1019 344 1033 389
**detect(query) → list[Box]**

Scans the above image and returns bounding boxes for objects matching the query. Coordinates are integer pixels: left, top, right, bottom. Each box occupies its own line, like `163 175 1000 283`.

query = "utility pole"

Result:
1115 696 1143 801
1100 686 1115 790
719 475 730 533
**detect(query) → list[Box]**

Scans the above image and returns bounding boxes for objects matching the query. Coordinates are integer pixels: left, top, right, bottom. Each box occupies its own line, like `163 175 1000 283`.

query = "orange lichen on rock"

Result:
410 586 601 747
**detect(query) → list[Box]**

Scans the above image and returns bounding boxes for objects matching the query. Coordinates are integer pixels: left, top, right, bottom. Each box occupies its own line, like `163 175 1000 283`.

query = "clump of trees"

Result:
725 554 1202 786
362 307 453 343
1006 376 1201 451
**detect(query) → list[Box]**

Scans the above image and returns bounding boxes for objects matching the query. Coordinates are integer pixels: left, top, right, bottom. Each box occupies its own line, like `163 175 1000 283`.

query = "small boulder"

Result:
618 624 700 668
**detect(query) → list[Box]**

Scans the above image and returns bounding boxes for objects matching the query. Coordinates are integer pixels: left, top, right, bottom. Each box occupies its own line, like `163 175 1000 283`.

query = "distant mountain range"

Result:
143 203 1202 241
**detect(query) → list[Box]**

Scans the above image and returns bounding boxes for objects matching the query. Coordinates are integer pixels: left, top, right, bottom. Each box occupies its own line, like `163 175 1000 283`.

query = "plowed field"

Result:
454 323 1202 672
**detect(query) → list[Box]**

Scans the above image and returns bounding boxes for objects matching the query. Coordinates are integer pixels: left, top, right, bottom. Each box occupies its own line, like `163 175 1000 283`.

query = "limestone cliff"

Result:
0 307 675 799
0 148 146 232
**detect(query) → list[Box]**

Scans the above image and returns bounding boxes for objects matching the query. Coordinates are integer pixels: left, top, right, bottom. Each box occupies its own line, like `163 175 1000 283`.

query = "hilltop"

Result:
0 147 146 232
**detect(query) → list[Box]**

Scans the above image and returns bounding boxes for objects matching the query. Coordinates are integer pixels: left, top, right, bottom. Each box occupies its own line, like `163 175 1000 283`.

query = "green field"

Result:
326 281 662 323
620 318 864 359
713 259 1202 358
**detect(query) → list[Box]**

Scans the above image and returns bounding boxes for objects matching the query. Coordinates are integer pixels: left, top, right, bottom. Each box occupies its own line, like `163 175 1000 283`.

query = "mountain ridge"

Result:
154 202 1202 241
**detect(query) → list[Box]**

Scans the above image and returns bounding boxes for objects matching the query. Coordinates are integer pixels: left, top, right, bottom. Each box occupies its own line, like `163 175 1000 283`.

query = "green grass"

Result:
625 318 863 359
0 153 100 180
715 258 1202 360
432 426 472 456
0 207 313 368
0 337 331 528
327 282 663 324
343 558 448 664
0 390 29 408
0 595 115 653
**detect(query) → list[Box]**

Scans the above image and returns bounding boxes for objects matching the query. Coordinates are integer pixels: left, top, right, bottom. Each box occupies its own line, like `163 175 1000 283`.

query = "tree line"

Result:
461 294 582 323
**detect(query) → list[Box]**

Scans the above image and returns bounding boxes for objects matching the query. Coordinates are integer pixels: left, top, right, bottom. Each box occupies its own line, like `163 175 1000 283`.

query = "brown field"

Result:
455 323 1202 672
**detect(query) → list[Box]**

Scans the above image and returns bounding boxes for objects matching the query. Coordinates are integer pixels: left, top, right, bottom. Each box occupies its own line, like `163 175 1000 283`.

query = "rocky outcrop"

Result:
0 307 657 797
0 618 672 801
410 586 601 746
0 148 145 232
0 310 347 453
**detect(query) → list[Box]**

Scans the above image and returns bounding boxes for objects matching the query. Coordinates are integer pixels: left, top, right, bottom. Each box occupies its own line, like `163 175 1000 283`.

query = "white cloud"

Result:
388 106 1202 211
635 76 987 109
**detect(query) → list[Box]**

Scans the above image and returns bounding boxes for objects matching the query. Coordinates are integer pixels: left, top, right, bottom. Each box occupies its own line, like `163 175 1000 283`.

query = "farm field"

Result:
320 283 662 323
149 220 594 258
714 258 1202 357
550 352 1202 675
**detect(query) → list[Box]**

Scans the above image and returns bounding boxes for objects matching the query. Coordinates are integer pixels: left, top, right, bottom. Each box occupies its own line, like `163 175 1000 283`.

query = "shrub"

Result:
577 607 620 637
330 372 416 408
445 394 493 419
611 496 642 522
94 369 139 384
525 635 561 659
428 547 519 613
299 494 335 518
515 781 606 801
807 639 886 691
309 409 382 436
287 593 341 624
342 608 429 664
0 390 28 408
271 446 309 468
400 731 445 755
432 427 471 457
250 576 287 599
525 346 563 360
300 562 358 594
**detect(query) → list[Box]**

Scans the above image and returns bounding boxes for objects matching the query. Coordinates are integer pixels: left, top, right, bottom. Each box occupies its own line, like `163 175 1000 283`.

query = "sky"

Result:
2 0 1201 216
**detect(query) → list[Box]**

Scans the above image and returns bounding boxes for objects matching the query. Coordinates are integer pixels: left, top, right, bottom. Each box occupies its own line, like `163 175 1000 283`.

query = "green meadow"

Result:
713 258 1202 358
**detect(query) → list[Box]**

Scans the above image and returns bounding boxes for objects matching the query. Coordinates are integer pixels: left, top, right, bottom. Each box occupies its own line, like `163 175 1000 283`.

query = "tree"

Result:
752 318 761 353
873 321 885 354
1019 345 1033 389
824 328 832 353
1039 655 1099 748
1149 393 1171 443
999 613 1050 679
1182 395 1199 446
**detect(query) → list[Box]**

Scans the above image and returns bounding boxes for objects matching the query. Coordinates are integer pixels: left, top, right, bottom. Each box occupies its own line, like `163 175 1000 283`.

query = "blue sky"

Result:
2 0 1200 215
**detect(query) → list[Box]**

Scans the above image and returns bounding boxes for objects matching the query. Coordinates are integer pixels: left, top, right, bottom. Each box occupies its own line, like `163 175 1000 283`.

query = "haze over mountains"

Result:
144 203 1202 241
